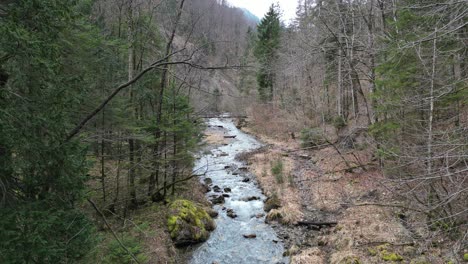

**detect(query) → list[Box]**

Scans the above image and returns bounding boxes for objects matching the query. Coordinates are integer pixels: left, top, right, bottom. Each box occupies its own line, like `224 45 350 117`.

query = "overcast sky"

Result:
226 0 298 24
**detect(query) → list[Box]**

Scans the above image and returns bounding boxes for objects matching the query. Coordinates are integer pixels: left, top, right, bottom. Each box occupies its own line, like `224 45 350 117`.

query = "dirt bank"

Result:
239 120 453 263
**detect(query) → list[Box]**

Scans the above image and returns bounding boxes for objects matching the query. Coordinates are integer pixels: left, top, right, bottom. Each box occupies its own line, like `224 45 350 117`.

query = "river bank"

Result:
238 118 454 263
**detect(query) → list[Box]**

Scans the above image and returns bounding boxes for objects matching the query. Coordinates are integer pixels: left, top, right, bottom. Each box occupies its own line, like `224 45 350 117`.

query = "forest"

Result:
0 0 466 263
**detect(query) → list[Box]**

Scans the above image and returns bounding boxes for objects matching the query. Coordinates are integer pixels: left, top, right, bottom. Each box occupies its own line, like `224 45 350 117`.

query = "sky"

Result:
226 0 298 24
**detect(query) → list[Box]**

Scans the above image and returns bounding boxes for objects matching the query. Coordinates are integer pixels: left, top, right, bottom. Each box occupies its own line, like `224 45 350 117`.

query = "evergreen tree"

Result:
254 4 281 101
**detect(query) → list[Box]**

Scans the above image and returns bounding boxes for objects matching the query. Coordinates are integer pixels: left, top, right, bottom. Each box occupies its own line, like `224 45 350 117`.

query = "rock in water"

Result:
227 208 237 218
210 195 225 205
213 185 222 192
204 178 213 185
206 208 219 218
243 234 257 239
244 196 260 201
167 199 216 246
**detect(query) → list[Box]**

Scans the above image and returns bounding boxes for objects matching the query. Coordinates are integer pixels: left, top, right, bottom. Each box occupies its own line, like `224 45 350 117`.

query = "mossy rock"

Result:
167 199 215 246
464 253 468 261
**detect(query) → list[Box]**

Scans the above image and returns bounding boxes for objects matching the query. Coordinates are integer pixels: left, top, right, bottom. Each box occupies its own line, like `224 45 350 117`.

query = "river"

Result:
189 117 288 264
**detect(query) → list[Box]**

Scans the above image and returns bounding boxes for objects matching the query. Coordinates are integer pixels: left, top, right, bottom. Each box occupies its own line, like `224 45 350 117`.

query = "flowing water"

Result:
190 118 288 264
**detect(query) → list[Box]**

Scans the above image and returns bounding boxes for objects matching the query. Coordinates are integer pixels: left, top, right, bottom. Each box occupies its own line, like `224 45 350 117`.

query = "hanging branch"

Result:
65 53 242 142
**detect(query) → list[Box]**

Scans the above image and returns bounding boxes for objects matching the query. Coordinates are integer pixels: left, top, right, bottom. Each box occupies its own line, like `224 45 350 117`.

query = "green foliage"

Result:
0 0 130 261
300 128 326 148
369 121 400 141
381 252 404 262
332 116 347 130
103 235 148 264
0 203 95 263
271 159 284 184
254 4 281 101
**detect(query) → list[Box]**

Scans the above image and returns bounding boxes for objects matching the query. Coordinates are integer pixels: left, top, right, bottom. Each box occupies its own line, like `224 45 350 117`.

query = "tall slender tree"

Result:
254 4 281 101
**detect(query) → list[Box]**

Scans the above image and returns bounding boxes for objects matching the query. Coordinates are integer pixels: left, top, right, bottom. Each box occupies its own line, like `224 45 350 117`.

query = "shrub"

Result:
271 159 284 184
332 116 347 129
104 235 148 264
264 193 281 212
300 128 327 148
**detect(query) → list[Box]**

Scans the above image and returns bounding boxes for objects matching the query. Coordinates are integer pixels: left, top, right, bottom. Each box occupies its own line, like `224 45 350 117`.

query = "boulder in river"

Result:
206 208 219 218
213 185 222 192
167 199 216 246
223 187 231 192
226 209 237 218
210 195 225 205
241 178 250 182
242 196 260 201
243 233 257 239
204 178 213 185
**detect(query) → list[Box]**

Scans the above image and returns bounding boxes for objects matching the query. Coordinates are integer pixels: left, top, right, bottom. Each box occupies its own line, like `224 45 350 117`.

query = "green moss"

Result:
376 243 389 251
381 251 403 261
166 199 214 244
167 216 179 239
368 248 377 256
464 253 468 261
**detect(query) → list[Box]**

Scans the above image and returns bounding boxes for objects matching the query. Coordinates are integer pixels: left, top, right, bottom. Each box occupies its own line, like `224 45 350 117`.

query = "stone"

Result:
204 178 213 185
223 187 232 192
213 185 222 192
255 213 265 218
210 195 225 205
242 178 250 182
243 234 256 239
167 199 215 246
227 209 237 218
222 194 230 197
206 209 219 218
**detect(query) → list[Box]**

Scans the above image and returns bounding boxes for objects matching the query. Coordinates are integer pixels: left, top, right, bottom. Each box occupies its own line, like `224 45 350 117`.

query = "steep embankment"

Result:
239 118 450 264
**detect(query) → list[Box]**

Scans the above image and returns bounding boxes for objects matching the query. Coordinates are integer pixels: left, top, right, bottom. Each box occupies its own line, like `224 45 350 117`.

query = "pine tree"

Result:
254 4 281 101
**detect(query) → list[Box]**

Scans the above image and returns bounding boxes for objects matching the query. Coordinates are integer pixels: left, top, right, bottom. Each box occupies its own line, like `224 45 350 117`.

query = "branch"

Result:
65 53 242 142
87 198 141 264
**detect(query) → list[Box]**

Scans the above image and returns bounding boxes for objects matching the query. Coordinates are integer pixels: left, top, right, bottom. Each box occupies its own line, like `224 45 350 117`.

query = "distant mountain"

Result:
241 8 260 23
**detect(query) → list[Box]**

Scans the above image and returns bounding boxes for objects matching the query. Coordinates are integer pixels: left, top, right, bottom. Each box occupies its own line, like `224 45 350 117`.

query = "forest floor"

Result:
239 119 452 264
